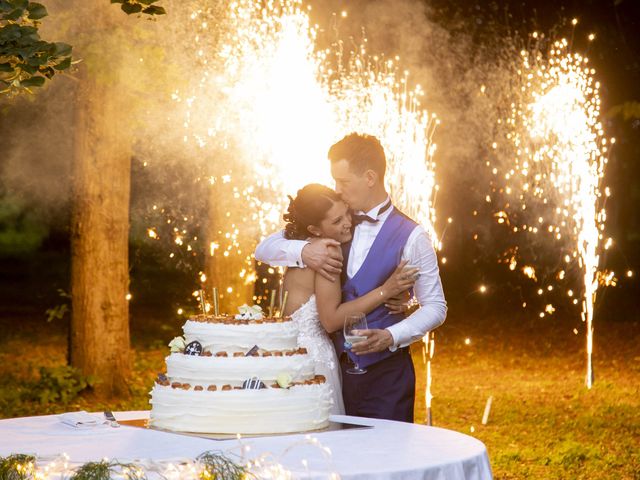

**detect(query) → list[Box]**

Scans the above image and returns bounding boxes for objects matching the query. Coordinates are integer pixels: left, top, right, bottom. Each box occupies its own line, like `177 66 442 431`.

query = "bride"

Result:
278 184 418 415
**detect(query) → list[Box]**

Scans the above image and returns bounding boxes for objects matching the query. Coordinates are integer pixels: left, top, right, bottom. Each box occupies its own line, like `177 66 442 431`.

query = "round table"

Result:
0 411 492 479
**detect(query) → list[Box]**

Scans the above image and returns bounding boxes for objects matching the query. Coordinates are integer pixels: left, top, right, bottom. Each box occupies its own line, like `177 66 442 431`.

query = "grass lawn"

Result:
1 306 638 479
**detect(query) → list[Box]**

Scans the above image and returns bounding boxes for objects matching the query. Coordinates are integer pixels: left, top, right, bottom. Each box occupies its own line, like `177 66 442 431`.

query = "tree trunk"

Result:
204 167 255 313
70 62 132 398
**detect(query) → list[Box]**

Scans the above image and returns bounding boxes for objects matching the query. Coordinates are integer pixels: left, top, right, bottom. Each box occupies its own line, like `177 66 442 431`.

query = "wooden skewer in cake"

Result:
268 289 276 317
279 291 289 318
199 289 206 314
212 287 220 316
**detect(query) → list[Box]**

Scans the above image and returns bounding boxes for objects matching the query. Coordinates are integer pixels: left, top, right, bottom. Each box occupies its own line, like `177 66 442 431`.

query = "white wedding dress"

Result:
291 294 345 415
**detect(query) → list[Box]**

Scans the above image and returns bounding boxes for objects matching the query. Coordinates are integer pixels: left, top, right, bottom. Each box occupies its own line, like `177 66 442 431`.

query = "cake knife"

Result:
104 410 120 428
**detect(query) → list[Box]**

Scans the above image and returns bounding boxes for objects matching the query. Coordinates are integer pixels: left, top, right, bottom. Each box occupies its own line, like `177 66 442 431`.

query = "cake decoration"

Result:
245 345 260 357
184 340 203 356
168 336 186 353
235 304 264 320
242 377 266 390
276 372 292 389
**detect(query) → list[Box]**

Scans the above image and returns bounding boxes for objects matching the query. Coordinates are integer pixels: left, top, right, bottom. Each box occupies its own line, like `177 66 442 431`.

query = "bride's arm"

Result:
315 256 418 333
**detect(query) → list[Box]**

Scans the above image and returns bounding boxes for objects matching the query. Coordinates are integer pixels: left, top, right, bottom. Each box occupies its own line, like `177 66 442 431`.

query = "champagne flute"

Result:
343 312 368 374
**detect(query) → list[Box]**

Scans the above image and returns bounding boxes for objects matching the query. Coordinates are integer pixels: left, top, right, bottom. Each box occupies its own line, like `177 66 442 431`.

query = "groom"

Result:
255 133 447 422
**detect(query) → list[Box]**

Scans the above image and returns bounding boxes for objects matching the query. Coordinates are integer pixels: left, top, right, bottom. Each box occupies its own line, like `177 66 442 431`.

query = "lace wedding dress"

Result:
291 295 345 415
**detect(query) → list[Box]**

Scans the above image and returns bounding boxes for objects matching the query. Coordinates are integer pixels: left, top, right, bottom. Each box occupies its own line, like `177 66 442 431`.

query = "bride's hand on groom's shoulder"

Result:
302 238 343 282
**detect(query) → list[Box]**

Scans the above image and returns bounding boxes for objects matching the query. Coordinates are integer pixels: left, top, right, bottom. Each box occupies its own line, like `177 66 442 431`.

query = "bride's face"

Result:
310 200 352 243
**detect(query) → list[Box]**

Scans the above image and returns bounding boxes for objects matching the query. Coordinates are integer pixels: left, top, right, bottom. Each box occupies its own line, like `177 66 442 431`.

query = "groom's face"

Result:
330 159 371 212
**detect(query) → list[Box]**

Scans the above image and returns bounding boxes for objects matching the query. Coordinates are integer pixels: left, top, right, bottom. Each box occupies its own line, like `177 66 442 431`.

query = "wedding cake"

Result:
149 305 333 434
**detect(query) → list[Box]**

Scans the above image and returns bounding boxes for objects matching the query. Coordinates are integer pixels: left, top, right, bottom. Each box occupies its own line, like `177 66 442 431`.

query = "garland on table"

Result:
0 454 37 480
0 451 250 480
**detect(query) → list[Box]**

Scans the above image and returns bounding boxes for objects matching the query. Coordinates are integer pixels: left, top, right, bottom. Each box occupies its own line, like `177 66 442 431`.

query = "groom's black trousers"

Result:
339 347 415 422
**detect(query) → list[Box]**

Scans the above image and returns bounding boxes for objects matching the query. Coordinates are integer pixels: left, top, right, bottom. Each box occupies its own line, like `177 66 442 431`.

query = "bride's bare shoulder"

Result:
285 265 315 284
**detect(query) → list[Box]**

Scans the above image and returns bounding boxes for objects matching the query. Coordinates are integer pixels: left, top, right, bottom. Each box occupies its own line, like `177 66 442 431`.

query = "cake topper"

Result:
185 340 203 356
235 304 263 320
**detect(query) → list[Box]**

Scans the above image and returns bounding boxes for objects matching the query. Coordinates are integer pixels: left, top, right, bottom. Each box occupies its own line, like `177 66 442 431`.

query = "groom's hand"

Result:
301 238 343 281
385 290 412 315
351 329 394 355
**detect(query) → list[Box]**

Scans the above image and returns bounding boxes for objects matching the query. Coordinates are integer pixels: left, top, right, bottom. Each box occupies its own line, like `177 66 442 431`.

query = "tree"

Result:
64 0 165 397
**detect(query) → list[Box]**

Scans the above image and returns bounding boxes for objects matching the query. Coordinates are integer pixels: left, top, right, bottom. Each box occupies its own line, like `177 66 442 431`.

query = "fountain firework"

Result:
491 28 612 388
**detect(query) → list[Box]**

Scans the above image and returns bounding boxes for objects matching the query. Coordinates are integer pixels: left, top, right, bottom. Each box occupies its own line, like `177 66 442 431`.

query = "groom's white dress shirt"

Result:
254 197 447 349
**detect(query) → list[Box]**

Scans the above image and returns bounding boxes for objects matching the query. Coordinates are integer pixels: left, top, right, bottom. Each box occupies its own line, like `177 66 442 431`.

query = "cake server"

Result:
104 410 120 428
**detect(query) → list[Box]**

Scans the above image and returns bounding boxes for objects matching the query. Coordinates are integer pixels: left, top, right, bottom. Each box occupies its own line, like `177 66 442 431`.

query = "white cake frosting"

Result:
165 352 316 386
149 311 333 434
183 319 299 352
150 383 332 434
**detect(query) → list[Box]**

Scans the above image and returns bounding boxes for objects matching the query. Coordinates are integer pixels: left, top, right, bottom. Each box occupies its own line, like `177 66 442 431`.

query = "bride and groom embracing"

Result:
255 133 447 422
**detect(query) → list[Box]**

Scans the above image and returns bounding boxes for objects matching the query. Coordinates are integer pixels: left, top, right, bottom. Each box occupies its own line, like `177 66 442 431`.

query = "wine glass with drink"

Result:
343 312 368 374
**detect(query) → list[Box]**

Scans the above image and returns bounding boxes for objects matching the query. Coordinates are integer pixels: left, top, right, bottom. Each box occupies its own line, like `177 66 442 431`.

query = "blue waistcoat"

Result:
333 207 417 368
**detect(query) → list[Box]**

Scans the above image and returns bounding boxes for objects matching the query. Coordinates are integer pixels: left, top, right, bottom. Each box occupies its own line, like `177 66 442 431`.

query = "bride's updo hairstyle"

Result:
284 184 342 240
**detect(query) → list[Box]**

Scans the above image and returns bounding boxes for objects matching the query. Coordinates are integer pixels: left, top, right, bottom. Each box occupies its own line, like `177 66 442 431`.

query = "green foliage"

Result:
45 303 68 323
197 451 252 480
45 289 71 323
27 365 94 404
110 0 166 18
0 454 36 480
547 439 600 468
0 0 73 96
0 453 248 479
70 461 112 480
0 194 48 256
70 460 147 480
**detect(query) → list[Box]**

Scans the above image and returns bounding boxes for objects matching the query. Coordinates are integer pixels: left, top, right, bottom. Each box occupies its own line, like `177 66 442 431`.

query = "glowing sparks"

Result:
494 31 611 388
522 265 537 280
182 0 439 247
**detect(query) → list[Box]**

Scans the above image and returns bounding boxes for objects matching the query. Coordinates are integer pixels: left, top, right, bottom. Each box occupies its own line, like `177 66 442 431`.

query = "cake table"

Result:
0 411 493 479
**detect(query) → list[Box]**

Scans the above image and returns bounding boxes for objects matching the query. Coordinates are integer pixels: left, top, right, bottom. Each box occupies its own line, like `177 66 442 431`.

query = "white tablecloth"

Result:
0 411 492 479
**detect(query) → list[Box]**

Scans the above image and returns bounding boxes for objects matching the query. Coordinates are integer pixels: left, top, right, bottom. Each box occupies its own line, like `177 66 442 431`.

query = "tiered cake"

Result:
149 305 333 434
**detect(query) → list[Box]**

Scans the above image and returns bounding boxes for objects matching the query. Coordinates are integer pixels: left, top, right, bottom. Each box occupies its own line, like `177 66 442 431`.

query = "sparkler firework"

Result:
491 27 611 388
179 0 440 243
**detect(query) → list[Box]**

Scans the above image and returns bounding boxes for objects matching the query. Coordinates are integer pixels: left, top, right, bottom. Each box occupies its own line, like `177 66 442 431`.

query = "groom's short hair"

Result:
328 133 386 178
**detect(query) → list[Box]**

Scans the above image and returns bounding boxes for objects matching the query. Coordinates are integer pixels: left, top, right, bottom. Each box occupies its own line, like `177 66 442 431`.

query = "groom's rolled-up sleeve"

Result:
386 226 447 349
254 230 309 268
